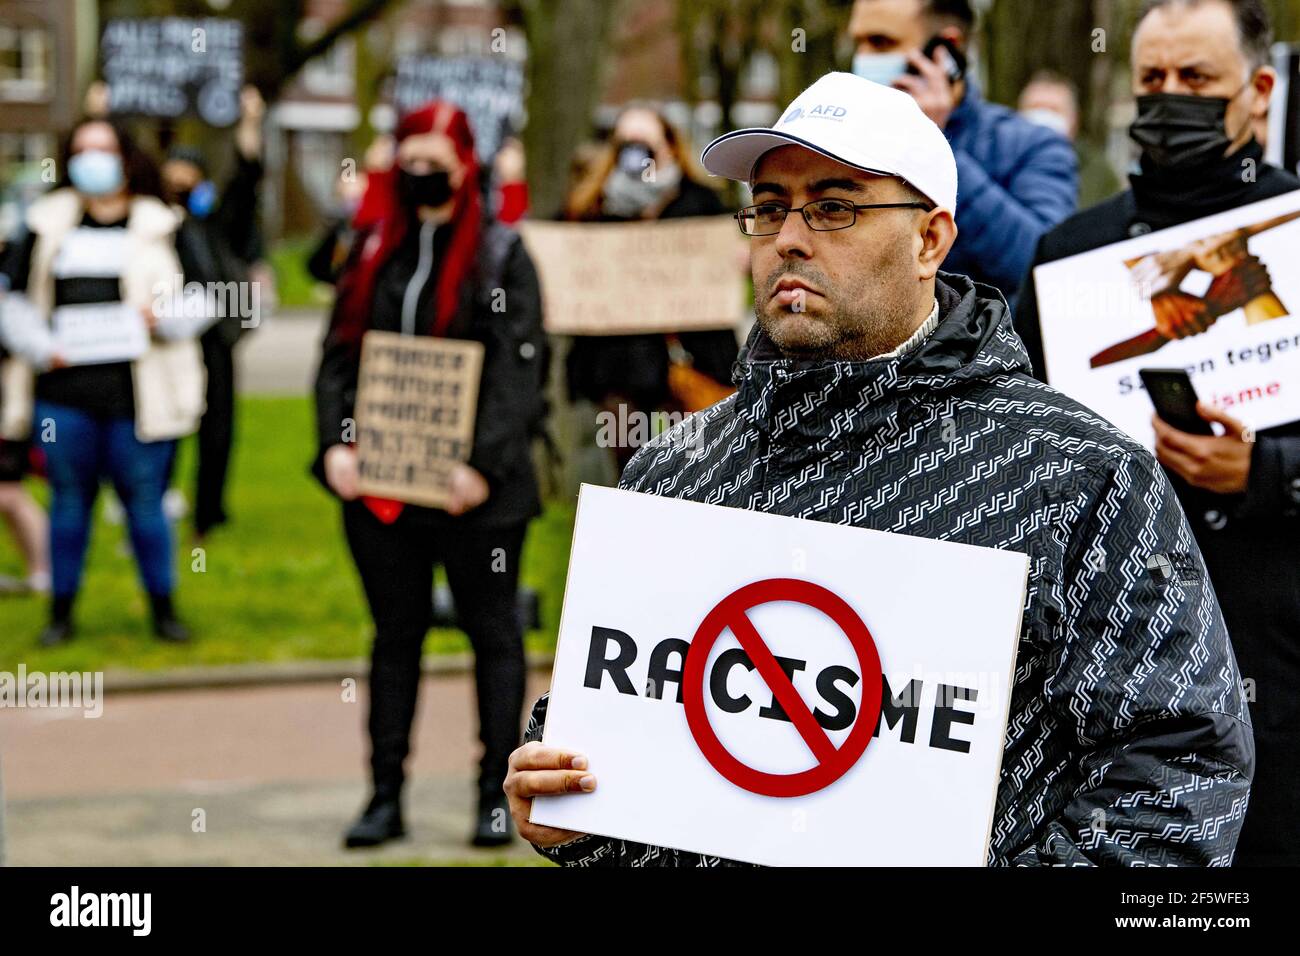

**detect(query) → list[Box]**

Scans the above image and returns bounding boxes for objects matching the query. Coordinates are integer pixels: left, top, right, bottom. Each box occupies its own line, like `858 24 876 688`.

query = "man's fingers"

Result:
891 73 924 97
904 47 944 83
1196 400 1245 438
510 742 589 772
1153 414 1208 455
510 769 597 798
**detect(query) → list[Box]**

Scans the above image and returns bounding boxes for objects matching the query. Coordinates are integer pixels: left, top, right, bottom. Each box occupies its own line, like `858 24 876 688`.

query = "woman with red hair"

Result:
312 101 547 849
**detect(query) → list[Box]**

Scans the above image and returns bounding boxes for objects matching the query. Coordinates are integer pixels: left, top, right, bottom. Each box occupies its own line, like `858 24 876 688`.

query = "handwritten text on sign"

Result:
519 216 746 335
354 331 483 509
101 18 244 127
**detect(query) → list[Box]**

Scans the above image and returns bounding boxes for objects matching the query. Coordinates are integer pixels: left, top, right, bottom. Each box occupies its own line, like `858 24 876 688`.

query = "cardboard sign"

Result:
100 18 244 127
531 486 1030 866
1033 188 1300 448
519 217 747 335
353 331 483 509
53 303 149 366
392 56 524 161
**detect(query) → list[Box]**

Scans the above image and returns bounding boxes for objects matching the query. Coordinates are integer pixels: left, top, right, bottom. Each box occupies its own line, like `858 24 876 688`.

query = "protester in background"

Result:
1017 70 1123 207
510 72 1252 867
0 118 211 646
161 85 268 541
313 101 547 850
849 0 1078 305
493 136 529 225
1015 0 1299 866
309 135 396 287
0 334 49 596
564 105 739 473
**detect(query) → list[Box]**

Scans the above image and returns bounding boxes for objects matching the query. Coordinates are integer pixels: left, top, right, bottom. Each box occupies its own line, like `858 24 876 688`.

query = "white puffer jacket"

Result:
0 188 208 442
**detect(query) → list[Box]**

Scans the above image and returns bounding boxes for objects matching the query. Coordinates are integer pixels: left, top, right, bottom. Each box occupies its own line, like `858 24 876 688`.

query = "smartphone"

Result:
909 36 968 84
1139 368 1214 435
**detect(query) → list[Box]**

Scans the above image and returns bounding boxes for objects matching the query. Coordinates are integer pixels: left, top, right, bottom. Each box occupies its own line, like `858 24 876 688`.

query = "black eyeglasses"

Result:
735 198 933 236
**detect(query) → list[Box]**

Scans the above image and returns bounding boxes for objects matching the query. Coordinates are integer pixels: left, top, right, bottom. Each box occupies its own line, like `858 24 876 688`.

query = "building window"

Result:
0 22 52 102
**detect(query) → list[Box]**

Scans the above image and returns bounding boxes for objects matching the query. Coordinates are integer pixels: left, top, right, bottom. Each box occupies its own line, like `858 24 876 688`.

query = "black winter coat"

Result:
312 217 546 528
527 273 1253 867
1015 142 1300 864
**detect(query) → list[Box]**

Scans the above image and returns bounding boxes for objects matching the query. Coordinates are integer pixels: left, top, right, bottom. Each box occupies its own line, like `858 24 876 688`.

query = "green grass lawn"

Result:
267 236 335 310
0 395 575 674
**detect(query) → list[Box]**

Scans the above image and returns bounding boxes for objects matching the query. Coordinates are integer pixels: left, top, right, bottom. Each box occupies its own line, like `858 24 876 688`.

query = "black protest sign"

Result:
354 331 484 509
391 56 524 160
100 18 244 127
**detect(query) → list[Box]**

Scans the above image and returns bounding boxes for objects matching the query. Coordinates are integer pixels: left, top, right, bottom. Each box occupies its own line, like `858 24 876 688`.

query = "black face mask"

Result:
1128 86 1250 171
398 167 454 208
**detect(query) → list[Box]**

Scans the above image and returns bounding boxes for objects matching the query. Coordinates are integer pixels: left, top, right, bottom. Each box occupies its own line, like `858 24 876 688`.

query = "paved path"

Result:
0 672 553 866
237 307 325 396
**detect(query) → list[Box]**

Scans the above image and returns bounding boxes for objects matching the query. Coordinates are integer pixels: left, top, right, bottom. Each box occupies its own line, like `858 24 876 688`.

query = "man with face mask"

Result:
1014 0 1300 866
849 0 1078 306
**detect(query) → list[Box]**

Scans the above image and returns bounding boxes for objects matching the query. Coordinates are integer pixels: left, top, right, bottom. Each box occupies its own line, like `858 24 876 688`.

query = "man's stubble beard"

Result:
755 244 920 361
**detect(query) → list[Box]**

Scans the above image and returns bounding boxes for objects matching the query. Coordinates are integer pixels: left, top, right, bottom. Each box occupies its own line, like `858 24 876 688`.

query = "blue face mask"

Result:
186 180 217 218
851 51 908 87
67 149 124 197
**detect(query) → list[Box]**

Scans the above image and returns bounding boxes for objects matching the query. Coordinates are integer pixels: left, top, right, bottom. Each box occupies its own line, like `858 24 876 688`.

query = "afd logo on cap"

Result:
784 104 849 124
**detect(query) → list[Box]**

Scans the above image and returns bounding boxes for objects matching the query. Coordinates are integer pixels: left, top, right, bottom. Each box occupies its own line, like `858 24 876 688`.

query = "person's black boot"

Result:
344 790 406 849
149 593 192 643
38 596 76 648
471 782 513 847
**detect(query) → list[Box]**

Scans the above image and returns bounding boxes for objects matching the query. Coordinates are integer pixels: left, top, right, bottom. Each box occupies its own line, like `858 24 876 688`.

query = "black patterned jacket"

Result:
527 272 1254 867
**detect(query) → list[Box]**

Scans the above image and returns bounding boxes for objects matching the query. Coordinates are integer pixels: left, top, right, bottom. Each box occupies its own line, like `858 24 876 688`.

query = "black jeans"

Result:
195 328 235 536
343 501 527 798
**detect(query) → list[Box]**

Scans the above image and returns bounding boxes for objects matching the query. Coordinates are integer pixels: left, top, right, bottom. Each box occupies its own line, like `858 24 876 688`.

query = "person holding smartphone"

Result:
848 0 1078 306
1014 0 1300 866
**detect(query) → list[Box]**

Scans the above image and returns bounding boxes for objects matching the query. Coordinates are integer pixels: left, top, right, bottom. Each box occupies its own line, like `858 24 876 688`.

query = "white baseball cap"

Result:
700 71 958 213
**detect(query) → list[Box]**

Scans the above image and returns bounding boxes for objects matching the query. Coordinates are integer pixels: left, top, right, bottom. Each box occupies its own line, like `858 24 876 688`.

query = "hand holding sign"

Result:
505 743 596 849
443 462 490 517
530 486 1029 866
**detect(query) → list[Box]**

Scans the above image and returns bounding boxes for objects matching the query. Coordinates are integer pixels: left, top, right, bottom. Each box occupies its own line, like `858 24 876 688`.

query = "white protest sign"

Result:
531 485 1029 867
1033 188 1300 448
519 216 746 335
52 303 149 366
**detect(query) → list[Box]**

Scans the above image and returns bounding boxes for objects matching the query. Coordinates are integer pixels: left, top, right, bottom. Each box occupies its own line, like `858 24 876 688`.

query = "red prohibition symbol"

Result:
681 578 884 798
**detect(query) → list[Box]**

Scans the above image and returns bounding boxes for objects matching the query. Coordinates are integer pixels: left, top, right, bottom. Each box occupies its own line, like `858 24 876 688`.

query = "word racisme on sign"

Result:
533 486 1030 866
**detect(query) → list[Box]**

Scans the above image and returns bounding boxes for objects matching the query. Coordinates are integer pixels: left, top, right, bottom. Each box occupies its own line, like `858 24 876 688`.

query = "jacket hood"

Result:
738 271 1029 386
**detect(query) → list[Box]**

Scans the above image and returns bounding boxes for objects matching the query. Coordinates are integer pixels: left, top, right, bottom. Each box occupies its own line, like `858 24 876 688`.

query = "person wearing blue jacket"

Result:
848 0 1078 306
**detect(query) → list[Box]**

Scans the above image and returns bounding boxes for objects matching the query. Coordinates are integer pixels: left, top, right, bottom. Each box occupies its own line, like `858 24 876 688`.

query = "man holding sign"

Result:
1015 0 1300 865
509 72 1253 866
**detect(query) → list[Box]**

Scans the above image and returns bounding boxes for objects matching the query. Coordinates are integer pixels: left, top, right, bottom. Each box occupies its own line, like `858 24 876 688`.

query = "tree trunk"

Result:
520 0 623 219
